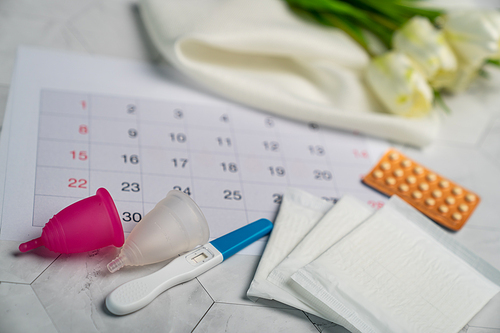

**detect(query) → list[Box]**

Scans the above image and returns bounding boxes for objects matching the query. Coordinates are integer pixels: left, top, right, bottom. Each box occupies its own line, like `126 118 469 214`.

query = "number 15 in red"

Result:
70 151 88 161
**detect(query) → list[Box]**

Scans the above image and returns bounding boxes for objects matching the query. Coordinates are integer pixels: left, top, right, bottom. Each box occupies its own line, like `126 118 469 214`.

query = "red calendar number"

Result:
368 200 384 209
68 178 87 189
70 151 88 161
353 149 369 159
79 125 88 135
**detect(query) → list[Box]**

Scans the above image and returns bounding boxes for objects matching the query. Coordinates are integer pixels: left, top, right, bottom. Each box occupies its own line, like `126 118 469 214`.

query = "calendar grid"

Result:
33 89 387 237
228 108 253 225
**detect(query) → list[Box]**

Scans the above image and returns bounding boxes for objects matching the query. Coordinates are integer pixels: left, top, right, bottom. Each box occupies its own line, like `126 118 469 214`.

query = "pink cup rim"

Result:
96 188 124 247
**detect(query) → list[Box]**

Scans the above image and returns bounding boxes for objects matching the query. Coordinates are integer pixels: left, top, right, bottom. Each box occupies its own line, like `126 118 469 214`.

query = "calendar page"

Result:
0 47 388 254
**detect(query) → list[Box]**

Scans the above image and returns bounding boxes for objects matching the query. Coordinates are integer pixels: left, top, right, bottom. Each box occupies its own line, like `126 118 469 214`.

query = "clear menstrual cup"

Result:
19 188 124 253
107 190 210 273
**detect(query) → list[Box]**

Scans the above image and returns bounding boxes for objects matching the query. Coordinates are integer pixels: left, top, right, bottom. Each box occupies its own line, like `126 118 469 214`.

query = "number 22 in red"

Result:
68 178 87 189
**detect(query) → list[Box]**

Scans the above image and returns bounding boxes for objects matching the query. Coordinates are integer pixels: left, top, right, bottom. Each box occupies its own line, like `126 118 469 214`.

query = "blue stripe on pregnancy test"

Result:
210 219 273 260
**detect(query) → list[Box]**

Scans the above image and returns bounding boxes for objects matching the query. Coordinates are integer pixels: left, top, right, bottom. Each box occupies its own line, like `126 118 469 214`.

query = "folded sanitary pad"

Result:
246 188 332 303
267 195 373 332
291 196 500 333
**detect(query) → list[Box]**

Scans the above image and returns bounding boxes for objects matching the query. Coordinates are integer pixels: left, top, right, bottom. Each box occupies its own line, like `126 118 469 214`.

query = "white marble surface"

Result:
1 1 500 333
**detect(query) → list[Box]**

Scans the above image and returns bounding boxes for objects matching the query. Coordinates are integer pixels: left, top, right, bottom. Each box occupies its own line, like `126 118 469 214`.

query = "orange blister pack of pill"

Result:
362 149 480 231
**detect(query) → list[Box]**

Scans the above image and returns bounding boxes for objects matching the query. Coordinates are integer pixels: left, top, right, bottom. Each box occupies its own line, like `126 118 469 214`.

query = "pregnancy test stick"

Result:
106 218 273 315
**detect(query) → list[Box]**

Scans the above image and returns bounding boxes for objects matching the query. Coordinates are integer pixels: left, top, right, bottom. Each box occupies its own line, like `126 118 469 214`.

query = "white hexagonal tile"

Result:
32 247 213 332
0 240 58 284
0 282 57 333
69 0 161 63
0 85 8 131
197 254 293 309
468 292 500 330
480 117 500 167
0 12 87 85
192 303 319 332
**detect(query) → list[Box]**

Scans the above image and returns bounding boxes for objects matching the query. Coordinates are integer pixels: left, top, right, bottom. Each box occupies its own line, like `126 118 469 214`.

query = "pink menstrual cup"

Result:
19 188 124 254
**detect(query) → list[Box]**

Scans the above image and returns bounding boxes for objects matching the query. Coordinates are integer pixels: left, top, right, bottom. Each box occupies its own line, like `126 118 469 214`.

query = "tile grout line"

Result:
30 254 62 286
196 277 215 303
190 302 215 333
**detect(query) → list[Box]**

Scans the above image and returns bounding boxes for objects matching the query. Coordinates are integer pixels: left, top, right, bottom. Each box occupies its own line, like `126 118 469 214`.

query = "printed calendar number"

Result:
122 154 139 164
79 125 88 135
70 151 88 161
172 158 188 168
128 129 138 138
273 193 282 204
314 170 332 180
265 117 275 128
173 186 191 195
263 141 279 152
170 133 187 143
269 166 285 177
368 200 384 209
322 197 338 204
224 190 242 200
122 182 140 192
308 123 319 131
127 104 136 114
68 178 87 188
217 137 232 147
122 212 142 223
220 162 238 173
353 149 369 159
174 108 183 119
308 145 325 156
220 114 229 123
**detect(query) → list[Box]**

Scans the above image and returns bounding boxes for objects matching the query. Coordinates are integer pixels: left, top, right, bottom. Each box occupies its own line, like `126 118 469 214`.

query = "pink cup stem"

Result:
19 237 43 253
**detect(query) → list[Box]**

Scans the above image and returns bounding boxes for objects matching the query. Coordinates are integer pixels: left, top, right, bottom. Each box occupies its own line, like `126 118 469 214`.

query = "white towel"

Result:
139 0 439 147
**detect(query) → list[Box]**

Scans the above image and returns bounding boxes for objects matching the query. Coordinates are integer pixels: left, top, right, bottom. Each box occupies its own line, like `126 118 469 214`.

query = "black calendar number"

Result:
308 145 325 156
263 141 279 152
174 108 183 119
224 190 242 200
308 123 319 130
313 170 332 181
170 133 187 143
220 114 229 123
221 162 238 173
122 212 142 223
269 166 285 177
172 158 188 168
273 193 283 204
127 104 136 114
122 182 140 192
265 117 275 128
322 197 338 204
217 137 232 147
173 186 191 195
128 129 138 138
122 154 139 164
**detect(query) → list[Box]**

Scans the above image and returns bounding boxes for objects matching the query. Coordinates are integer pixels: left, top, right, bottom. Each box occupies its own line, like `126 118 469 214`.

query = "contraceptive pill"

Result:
362 149 480 231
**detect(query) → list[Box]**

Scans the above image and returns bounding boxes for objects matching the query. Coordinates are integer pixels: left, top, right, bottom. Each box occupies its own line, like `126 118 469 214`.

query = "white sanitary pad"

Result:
246 188 332 303
266 195 373 331
291 196 500 333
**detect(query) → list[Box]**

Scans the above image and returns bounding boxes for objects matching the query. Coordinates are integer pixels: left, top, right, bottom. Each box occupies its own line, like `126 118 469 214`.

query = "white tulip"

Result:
442 61 479 93
393 16 457 89
366 52 433 117
443 10 500 67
